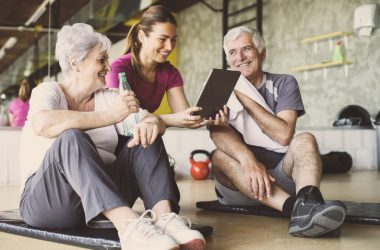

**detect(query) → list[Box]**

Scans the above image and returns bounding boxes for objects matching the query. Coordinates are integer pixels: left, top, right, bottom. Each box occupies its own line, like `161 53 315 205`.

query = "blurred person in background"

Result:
8 79 32 128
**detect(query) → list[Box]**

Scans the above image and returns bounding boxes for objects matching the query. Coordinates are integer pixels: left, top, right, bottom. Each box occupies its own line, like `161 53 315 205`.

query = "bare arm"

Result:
166 86 190 113
32 91 139 138
235 90 297 145
32 110 118 138
8 112 14 127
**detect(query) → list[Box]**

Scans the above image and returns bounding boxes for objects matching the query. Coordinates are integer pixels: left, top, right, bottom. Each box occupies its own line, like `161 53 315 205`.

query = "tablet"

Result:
193 69 241 118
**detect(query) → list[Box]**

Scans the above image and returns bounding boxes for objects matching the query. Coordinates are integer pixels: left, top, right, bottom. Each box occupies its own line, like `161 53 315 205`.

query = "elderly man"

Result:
209 26 346 237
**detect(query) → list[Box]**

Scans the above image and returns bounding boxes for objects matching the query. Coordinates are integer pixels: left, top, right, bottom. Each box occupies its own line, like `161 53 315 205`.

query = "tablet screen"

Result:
193 69 241 118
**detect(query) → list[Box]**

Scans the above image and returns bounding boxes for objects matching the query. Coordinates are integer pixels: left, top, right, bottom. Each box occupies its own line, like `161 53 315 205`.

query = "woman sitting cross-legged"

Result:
19 23 205 250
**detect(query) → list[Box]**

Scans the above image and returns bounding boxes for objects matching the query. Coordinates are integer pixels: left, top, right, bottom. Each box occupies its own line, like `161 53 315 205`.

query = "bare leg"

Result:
103 202 176 233
282 132 322 193
212 149 290 211
103 206 139 234
152 200 172 221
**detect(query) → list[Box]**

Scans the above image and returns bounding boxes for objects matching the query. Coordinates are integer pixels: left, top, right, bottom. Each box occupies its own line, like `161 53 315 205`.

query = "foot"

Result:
155 212 206 250
288 194 347 237
119 210 179 250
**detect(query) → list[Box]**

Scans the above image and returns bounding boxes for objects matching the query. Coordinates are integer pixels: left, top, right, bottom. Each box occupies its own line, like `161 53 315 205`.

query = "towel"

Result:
227 75 288 153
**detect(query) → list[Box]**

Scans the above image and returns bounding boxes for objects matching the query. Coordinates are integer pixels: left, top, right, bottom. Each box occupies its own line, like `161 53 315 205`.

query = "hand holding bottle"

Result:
116 72 140 136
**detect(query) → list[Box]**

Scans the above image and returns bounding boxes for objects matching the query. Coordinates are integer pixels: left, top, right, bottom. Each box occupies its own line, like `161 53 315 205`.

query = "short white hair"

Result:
55 23 111 73
223 26 265 55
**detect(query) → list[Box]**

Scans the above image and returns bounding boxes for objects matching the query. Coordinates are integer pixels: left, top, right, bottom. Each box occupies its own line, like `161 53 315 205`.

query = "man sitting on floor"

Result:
208 26 347 237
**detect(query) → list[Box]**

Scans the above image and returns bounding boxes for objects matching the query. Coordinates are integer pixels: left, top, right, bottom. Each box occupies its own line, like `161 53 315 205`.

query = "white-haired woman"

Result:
19 23 205 250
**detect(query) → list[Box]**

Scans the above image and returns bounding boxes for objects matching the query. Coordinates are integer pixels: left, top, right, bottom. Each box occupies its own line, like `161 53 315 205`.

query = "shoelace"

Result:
158 212 192 233
126 210 163 239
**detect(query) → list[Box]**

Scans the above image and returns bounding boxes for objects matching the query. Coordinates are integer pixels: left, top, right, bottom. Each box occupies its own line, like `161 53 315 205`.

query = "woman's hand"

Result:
173 106 208 129
109 90 140 123
127 114 165 148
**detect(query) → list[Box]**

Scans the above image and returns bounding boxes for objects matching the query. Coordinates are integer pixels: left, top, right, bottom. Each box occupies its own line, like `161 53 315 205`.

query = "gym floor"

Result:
0 170 379 250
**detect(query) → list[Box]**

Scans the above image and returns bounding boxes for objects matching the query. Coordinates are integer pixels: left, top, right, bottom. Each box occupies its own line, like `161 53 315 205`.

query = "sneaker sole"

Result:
180 239 205 250
288 201 346 237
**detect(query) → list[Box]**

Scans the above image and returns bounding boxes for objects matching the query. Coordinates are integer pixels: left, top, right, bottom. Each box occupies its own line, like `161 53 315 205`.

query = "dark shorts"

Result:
214 135 296 206
215 158 296 206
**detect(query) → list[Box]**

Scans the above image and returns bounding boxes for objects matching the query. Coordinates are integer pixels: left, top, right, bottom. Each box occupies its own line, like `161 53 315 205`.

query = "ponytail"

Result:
18 80 31 102
124 22 142 74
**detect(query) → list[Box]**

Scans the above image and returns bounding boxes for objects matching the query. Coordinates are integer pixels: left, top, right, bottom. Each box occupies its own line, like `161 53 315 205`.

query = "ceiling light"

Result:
25 0 56 26
0 37 18 61
3 37 18 49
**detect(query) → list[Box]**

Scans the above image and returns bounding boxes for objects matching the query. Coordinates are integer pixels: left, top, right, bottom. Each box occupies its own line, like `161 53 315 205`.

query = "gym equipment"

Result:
0 209 213 250
333 105 373 128
321 151 352 174
196 200 380 225
190 150 211 180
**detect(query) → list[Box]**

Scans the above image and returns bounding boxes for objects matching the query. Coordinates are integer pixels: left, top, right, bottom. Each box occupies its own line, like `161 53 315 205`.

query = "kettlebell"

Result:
190 150 211 180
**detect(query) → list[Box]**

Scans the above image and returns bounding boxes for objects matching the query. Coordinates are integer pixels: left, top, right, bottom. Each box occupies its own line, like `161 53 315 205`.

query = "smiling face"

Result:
76 44 110 88
226 32 266 84
139 22 177 64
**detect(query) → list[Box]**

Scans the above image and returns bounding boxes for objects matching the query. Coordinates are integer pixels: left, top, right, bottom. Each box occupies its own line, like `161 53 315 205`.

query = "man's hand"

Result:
208 105 229 127
241 156 275 200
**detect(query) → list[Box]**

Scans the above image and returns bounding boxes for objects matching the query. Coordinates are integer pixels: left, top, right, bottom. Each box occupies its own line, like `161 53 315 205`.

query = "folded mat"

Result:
0 209 213 250
196 200 380 225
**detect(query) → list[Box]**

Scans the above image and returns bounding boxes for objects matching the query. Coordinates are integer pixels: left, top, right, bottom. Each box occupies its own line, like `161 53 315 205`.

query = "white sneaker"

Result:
155 213 206 250
119 210 179 250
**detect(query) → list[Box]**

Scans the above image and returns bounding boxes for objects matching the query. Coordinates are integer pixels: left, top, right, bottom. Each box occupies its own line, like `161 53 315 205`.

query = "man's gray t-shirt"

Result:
237 72 305 169
257 72 305 117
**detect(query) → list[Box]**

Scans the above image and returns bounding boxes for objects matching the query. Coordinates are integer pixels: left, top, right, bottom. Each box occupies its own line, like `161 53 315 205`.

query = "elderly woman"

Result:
19 23 205 250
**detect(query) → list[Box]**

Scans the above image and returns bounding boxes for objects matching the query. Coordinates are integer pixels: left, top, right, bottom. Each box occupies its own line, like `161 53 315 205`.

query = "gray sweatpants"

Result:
20 129 179 229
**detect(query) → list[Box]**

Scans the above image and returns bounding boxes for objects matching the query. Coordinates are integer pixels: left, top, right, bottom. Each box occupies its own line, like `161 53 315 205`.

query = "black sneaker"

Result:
288 193 346 237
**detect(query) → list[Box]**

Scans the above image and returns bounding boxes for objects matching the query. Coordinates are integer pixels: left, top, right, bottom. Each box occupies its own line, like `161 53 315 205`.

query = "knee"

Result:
211 153 224 181
211 150 227 174
151 135 164 146
142 135 164 153
210 149 221 167
134 135 166 159
291 132 318 149
57 129 90 144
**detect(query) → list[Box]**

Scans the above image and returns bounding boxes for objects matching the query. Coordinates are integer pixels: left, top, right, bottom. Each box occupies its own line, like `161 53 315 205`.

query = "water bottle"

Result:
118 72 139 136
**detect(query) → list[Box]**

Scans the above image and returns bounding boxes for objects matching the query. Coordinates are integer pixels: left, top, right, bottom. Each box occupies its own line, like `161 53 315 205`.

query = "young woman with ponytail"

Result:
106 5 207 129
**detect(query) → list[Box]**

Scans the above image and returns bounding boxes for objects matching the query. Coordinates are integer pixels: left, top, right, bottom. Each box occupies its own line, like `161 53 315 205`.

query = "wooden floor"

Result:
1 170 380 250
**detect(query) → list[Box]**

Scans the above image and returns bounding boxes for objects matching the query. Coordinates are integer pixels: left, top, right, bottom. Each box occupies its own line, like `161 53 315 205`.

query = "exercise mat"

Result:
0 209 213 250
196 200 380 225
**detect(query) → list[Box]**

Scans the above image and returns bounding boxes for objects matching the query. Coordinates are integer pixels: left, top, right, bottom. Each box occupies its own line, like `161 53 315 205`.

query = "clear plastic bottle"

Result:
118 72 139 136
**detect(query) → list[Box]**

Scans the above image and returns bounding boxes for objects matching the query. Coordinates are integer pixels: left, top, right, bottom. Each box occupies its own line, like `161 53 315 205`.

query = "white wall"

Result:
0 127 21 185
163 128 378 179
0 127 377 184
